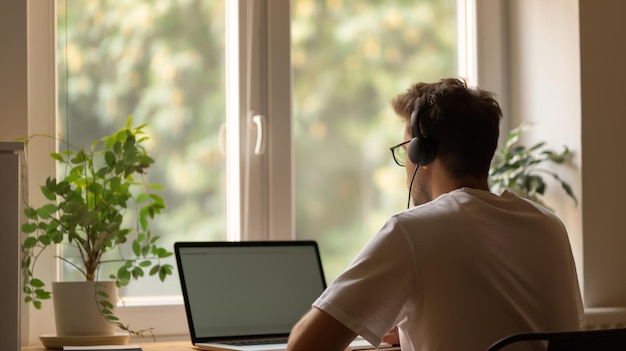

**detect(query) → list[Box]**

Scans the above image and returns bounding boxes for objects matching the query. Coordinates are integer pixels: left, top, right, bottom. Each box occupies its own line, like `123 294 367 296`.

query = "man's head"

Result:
391 78 502 203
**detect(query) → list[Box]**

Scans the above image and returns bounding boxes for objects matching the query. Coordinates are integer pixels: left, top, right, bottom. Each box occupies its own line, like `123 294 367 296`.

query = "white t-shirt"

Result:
313 188 585 351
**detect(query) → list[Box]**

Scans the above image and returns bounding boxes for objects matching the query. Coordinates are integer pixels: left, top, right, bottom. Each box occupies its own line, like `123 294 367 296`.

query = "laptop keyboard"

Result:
224 338 288 346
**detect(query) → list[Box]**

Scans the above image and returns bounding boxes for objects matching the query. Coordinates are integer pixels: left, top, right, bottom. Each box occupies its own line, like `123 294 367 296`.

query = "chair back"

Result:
487 328 626 351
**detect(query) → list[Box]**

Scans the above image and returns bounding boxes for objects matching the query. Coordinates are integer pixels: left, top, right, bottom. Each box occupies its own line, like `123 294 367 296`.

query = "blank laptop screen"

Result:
176 242 327 340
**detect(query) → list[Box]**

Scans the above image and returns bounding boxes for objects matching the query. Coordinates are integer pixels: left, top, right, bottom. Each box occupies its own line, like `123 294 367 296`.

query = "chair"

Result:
487 327 626 351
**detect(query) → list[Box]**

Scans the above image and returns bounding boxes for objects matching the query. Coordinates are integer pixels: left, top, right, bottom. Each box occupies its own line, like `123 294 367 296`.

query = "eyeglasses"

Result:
389 139 411 167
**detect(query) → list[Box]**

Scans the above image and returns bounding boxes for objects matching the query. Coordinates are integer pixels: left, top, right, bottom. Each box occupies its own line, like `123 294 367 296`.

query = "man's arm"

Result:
287 307 357 351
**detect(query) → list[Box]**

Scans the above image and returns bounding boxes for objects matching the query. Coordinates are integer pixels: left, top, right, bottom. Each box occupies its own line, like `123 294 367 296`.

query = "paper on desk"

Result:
63 345 142 351
346 338 396 350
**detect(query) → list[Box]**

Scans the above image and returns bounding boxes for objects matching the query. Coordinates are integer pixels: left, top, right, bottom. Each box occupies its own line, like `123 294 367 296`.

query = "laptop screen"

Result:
175 241 327 342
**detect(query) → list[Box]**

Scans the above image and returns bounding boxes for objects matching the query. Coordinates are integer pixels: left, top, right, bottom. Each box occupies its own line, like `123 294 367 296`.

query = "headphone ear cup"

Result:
409 96 436 166
407 136 435 166
407 137 425 166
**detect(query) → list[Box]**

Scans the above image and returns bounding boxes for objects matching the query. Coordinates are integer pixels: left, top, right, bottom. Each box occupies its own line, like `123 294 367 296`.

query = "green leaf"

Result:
50 152 64 162
150 193 165 206
99 300 114 309
23 236 38 248
156 247 173 258
528 141 546 152
159 265 173 281
71 150 86 164
132 267 144 279
126 116 134 128
149 265 160 276
37 204 58 219
139 207 149 231
561 181 578 205
87 182 104 194
148 183 164 190
38 235 51 245
132 240 141 256
24 207 38 220
22 223 38 235
41 184 57 201
34 287 49 298
105 150 117 167
136 193 149 203
63 172 81 183
117 266 131 282
30 279 45 288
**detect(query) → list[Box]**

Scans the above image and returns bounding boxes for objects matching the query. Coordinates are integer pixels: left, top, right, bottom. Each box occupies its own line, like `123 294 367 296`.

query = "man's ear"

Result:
419 158 438 173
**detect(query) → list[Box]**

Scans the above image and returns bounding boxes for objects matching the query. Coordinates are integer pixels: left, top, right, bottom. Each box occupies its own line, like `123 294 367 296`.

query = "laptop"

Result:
174 241 391 351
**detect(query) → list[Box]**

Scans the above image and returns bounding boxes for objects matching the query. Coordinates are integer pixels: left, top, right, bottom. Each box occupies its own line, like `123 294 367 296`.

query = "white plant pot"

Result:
52 281 118 336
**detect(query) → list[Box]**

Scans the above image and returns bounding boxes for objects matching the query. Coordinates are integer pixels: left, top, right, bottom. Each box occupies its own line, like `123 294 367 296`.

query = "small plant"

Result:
20 116 173 335
489 122 577 209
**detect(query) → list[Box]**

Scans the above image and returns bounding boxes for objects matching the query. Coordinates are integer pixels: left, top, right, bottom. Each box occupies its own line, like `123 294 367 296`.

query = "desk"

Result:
22 341 194 351
22 340 400 351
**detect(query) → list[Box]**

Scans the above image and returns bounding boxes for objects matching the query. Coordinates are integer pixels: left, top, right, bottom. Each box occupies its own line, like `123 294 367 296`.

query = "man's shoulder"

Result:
392 188 562 227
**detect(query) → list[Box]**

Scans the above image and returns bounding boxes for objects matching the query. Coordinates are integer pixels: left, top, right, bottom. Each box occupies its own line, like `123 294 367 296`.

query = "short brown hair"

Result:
391 78 502 178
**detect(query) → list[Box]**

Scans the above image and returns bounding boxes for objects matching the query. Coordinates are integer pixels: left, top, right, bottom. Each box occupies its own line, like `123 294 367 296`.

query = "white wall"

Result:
579 0 626 308
505 0 584 292
0 0 27 139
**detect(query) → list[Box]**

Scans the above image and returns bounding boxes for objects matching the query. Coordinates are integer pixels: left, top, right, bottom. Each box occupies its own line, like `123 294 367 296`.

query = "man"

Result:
286 78 584 351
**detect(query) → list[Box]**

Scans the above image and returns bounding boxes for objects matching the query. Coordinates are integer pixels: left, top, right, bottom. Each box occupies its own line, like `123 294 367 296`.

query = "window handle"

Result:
252 114 265 155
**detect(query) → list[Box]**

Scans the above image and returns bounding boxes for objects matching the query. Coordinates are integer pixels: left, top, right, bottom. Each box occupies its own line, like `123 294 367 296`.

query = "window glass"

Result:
292 0 459 282
57 0 227 297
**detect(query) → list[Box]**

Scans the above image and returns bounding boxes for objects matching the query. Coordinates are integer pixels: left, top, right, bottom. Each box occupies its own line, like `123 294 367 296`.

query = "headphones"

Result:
407 96 437 166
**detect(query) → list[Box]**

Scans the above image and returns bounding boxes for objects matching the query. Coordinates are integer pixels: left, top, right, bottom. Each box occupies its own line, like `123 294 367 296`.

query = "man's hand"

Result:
287 308 357 351
382 326 399 345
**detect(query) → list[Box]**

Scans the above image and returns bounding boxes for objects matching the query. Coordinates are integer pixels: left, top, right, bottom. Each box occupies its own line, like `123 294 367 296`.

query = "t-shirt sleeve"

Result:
312 216 416 347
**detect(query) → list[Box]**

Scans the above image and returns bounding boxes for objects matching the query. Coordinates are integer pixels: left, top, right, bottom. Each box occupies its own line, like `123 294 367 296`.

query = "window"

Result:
25 0 472 341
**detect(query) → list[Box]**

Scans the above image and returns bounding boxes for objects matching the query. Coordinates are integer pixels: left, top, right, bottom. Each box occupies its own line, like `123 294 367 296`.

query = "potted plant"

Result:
21 117 173 338
489 122 578 209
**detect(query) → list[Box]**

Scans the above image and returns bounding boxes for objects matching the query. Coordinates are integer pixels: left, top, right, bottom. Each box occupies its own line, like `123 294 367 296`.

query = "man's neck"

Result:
430 163 490 199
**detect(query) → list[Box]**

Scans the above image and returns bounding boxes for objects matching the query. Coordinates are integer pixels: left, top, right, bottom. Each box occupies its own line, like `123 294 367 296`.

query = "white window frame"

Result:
238 0 293 242
24 0 59 344
21 0 492 344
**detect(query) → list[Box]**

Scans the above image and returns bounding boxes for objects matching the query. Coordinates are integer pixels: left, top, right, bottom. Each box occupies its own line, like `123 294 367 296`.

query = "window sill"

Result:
115 296 188 339
584 307 626 329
